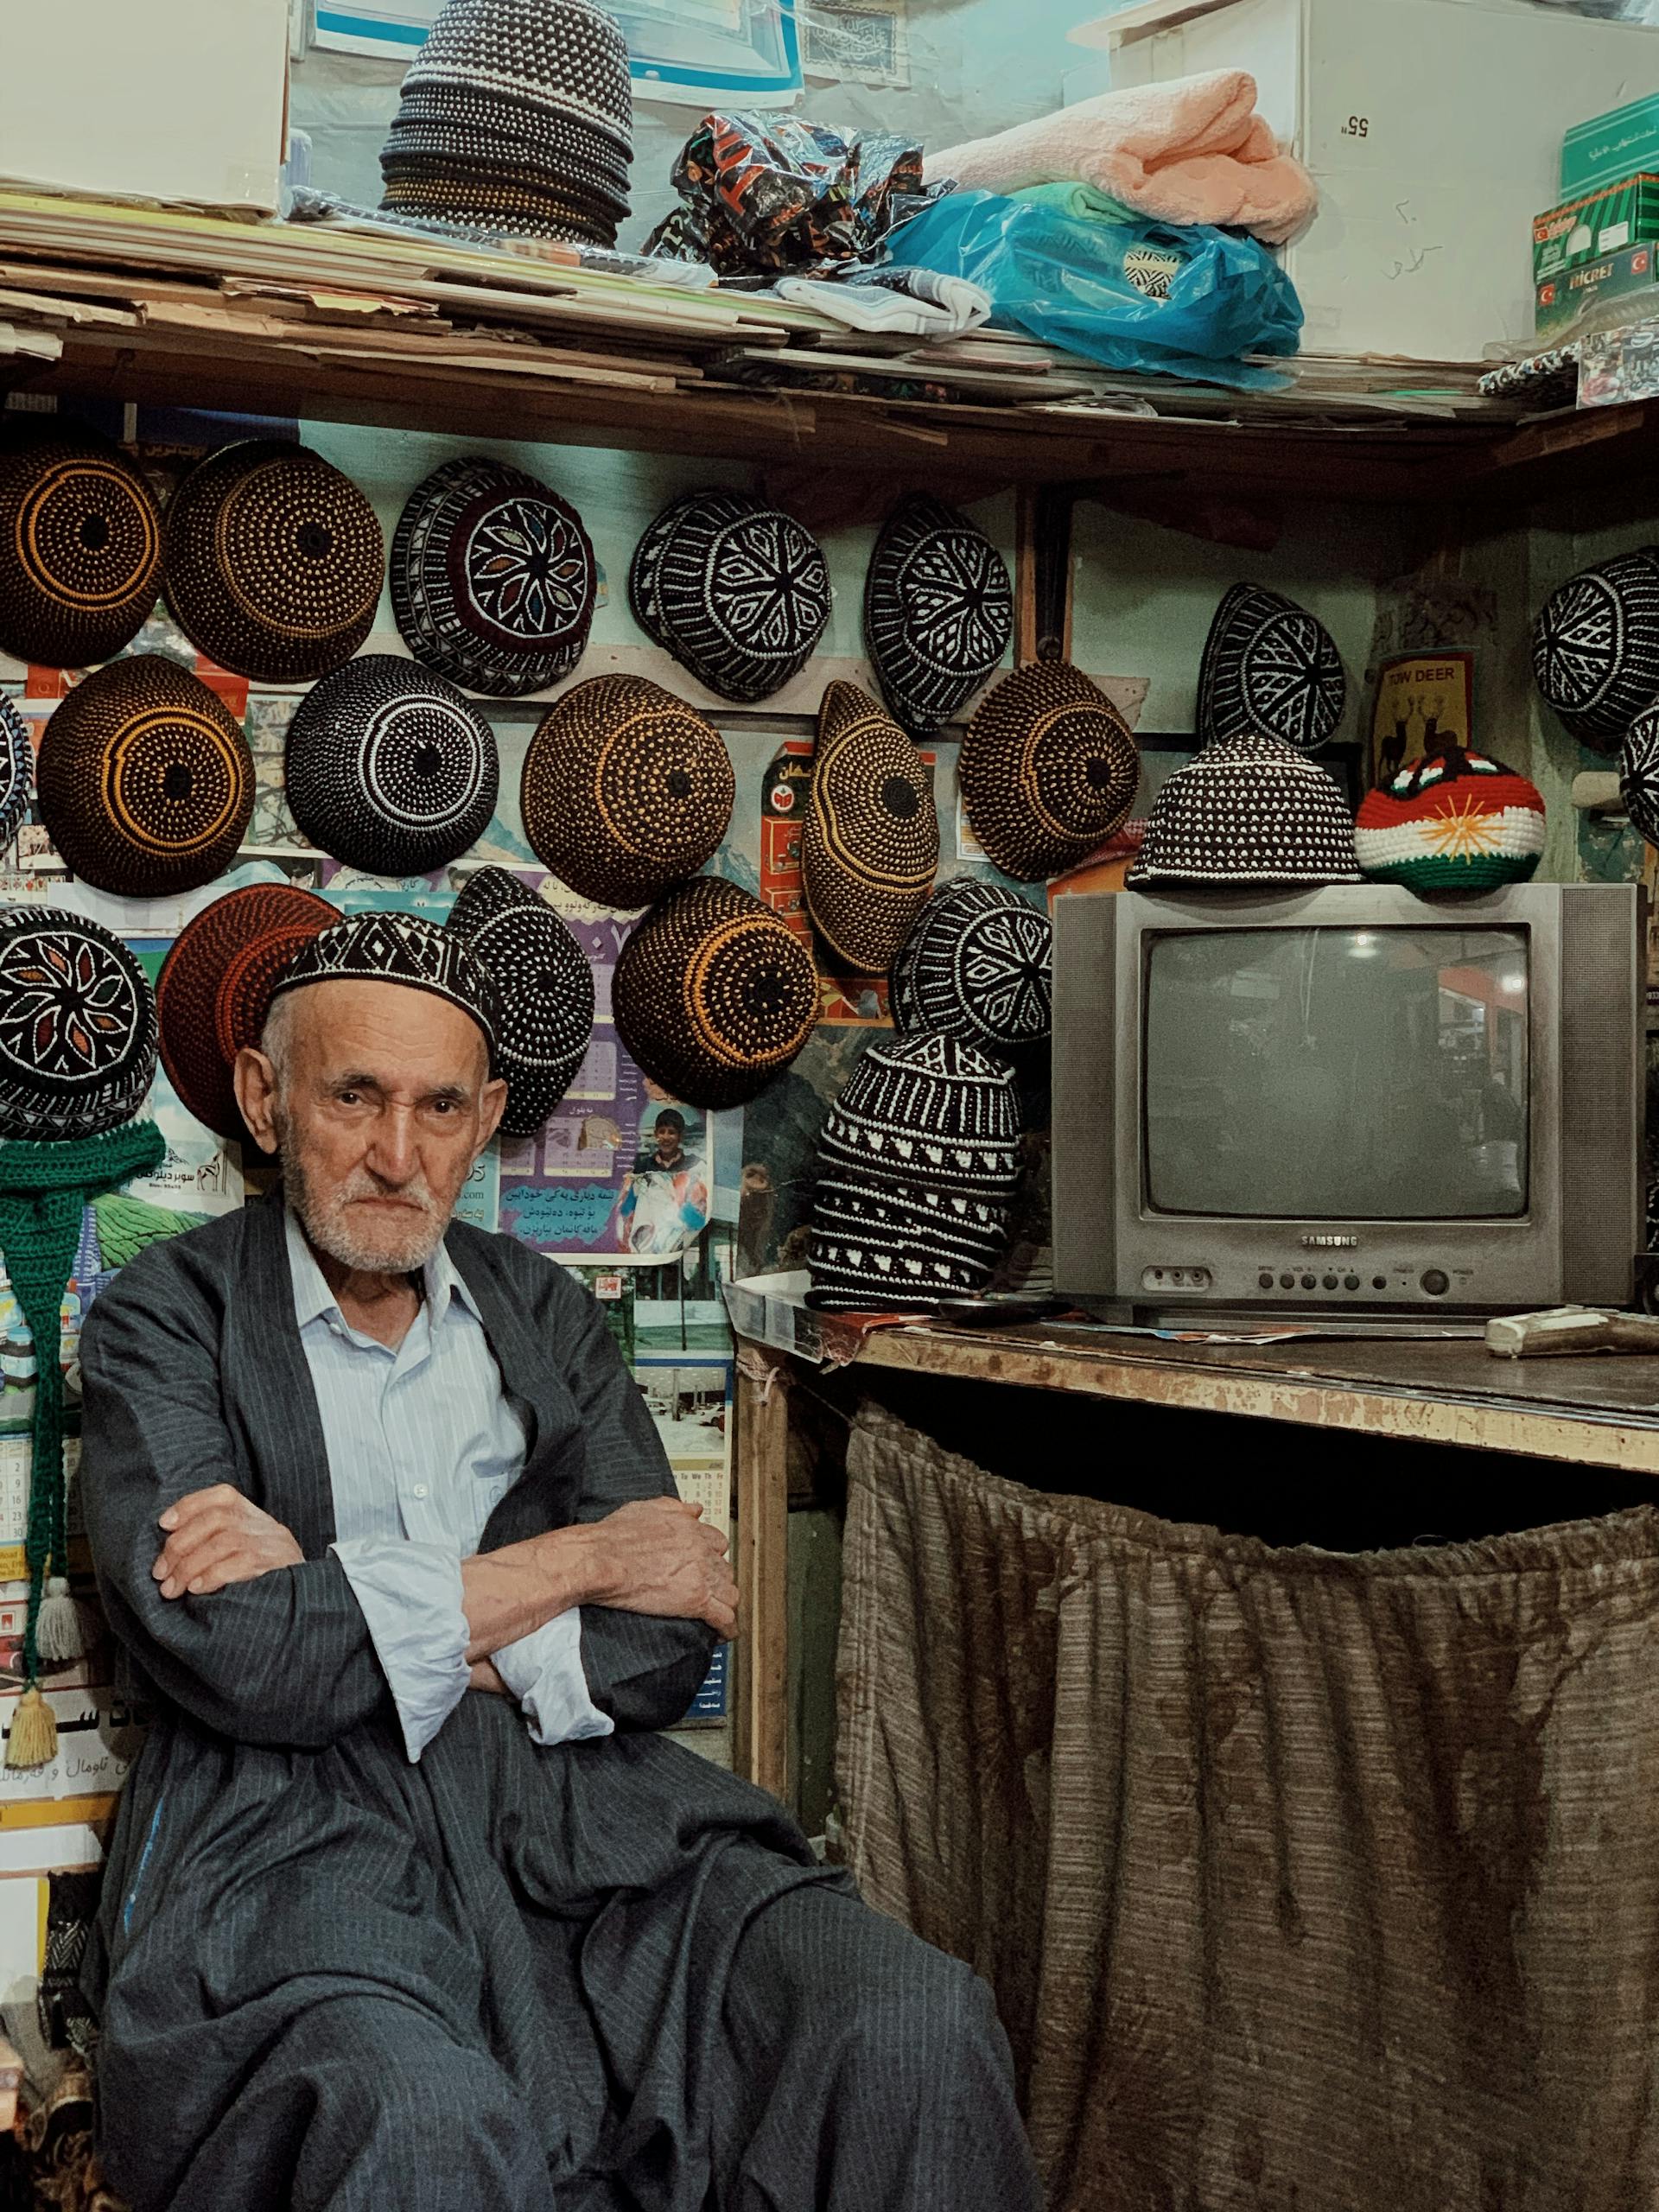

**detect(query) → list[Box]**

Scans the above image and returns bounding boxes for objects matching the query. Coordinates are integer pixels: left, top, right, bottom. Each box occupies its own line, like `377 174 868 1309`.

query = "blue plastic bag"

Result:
884 188 1302 390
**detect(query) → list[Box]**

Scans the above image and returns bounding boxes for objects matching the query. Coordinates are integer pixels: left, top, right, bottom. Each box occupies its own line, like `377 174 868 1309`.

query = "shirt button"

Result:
411 1484 429 1501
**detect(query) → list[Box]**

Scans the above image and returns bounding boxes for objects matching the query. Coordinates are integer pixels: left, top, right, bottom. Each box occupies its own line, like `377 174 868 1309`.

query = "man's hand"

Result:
584 1497 738 1639
152 1484 303 1599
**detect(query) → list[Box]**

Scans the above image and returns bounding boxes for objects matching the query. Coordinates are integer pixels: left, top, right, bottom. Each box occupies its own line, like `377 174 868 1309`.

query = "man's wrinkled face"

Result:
233 981 507 1274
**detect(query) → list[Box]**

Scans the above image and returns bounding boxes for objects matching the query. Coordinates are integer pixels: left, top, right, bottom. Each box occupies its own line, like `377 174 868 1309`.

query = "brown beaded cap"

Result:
803 680 938 975
162 441 385 684
521 674 734 909
613 876 819 1110
157 884 337 1140
0 425 162 669
38 656 255 898
959 661 1139 881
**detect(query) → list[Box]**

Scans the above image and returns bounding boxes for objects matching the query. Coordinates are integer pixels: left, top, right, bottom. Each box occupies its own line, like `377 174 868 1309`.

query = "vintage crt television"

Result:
1052 883 1643 1321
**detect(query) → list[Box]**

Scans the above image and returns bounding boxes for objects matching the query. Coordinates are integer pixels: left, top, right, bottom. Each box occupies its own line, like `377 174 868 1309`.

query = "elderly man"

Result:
77 913 1040 2212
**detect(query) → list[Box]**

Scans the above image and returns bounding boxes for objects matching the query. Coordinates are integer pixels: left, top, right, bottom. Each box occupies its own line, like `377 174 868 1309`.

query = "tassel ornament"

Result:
35 1578 83 1665
6 1684 57 1770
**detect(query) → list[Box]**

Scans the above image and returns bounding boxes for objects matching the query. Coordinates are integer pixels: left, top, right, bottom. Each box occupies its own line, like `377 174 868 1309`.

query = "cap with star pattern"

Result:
1198 582 1346 755
863 494 1013 738
890 879 1052 1058
1533 548 1659 753
630 489 830 704
0 906 157 1141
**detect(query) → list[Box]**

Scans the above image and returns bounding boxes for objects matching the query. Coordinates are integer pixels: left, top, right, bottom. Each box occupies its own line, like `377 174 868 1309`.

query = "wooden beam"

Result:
733 1350 791 1802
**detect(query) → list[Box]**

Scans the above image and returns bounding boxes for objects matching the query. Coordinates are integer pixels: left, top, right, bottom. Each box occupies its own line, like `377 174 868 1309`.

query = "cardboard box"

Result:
0 0 289 214
1071 0 1659 361
1536 240 1659 341
1563 92 1659 199
1534 175 1659 286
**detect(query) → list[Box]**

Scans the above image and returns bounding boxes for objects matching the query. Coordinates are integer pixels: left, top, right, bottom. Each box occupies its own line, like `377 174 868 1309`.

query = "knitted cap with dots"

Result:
890 879 1052 1058
1356 747 1545 892
520 674 734 909
803 680 938 975
445 867 594 1137
863 493 1013 739
0 697 34 858
37 657 254 898
156 884 337 1141
270 909 500 1058
1198 582 1346 754
1533 547 1659 753
612 876 819 1110
1128 731 1360 888
0 906 157 1141
284 655 499 877
0 426 162 670
162 441 384 686
392 457 596 698
959 661 1139 881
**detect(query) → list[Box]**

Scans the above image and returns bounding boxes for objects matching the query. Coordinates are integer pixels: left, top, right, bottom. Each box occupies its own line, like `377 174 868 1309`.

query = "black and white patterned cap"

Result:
0 697 35 858
284 656 499 878
890 880 1052 1058
0 907 157 1141
816 1032 1022 1197
1128 732 1361 888
1198 582 1346 754
446 867 594 1135
864 494 1013 738
391 457 596 699
270 909 500 1056
634 490 831 704
807 1173 1013 1312
402 0 632 158
1621 702 1659 847
1534 548 1659 753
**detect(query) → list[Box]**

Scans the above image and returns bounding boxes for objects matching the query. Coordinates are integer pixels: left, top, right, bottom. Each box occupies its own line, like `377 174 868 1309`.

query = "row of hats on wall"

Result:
0 423 1020 733
1533 544 1659 848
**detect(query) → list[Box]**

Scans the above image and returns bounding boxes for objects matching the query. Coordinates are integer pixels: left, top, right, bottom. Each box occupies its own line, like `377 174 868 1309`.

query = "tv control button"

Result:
1258 1272 1274 1289
1321 1273 1338 1290
1279 1272 1295 1289
1372 1275 1388 1291
1344 1274 1361 1291
1300 1273 1317 1290
1421 1268 1450 1297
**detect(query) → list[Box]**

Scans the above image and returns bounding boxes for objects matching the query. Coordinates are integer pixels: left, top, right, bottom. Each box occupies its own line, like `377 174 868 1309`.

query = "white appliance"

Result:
1069 0 1659 361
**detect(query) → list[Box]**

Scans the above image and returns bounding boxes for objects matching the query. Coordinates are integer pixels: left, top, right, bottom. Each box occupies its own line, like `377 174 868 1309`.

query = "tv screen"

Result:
1143 926 1529 1221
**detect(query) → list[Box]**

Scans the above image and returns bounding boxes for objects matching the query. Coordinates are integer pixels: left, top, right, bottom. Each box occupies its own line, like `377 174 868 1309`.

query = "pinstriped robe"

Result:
75 1193 841 2212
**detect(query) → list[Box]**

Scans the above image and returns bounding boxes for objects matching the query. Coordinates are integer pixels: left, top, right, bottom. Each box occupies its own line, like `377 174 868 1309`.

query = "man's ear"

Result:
232 1047 283 1157
475 1074 509 1159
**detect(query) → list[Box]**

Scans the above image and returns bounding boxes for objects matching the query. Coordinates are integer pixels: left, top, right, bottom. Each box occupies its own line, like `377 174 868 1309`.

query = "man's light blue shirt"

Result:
285 1206 613 1763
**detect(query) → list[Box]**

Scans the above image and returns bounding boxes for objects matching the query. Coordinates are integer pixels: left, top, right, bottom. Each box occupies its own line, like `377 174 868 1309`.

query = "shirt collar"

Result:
283 1204 481 1333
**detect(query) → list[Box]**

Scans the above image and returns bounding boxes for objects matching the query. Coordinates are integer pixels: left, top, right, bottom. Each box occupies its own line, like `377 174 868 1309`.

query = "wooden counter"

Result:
730 1320 1659 1798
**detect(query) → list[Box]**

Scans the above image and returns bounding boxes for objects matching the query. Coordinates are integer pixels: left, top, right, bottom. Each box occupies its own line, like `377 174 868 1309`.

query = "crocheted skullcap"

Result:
156 884 336 1140
284 655 499 876
0 426 162 669
803 681 938 975
0 906 156 1140
612 876 819 1110
446 866 594 1136
635 490 831 704
401 0 632 157
270 908 499 1055
1198 582 1347 754
0 697 35 857
890 879 1052 1058
807 1031 1023 1306
1533 548 1659 753
1356 748 1545 892
1128 733 1360 888
391 457 596 698
959 661 1139 881
864 494 1013 738
814 1032 1022 1198
162 441 384 685
1623 705 1659 847
520 674 734 908
37 656 254 897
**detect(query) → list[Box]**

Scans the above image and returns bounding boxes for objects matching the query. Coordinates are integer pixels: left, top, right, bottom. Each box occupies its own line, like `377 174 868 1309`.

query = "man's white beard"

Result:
280 1123 449 1274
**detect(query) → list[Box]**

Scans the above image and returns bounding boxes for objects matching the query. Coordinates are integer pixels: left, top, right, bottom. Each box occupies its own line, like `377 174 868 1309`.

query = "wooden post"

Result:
1015 481 1077 664
733 1345 791 1802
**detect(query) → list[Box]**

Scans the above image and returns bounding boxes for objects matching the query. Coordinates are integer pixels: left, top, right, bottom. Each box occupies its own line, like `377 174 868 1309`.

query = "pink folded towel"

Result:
927 69 1318 248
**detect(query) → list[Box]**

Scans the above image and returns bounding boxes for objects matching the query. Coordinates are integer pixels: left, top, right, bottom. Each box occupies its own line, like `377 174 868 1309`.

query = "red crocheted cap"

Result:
157 885 336 1141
